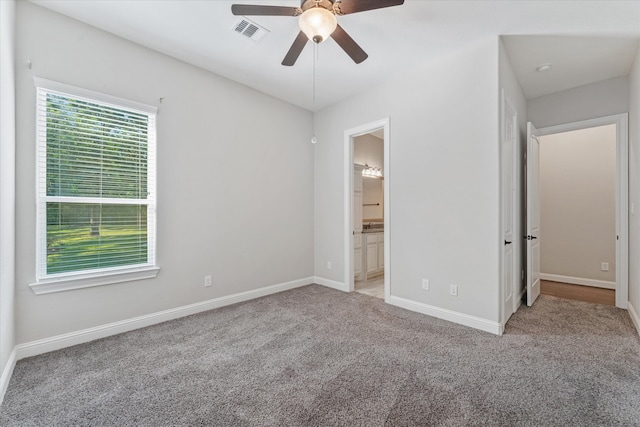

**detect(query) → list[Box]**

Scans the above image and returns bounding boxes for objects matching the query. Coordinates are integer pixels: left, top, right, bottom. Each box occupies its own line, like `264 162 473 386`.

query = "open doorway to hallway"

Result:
527 114 629 309
538 124 617 303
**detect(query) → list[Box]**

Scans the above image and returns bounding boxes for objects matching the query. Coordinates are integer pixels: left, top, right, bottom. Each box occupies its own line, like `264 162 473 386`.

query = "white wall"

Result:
629 45 640 324
528 76 629 129
540 125 617 284
15 2 314 343
499 39 528 315
0 0 16 391
362 179 383 221
314 37 501 324
354 134 384 174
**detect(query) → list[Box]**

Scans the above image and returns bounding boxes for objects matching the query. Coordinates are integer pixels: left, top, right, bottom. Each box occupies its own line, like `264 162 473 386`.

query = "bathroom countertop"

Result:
362 228 384 233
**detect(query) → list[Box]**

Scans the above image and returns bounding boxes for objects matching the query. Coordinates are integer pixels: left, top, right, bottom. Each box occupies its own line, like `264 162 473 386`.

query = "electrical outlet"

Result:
204 275 212 287
449 284 458 297
327 261 332 270
601 262 609 272
422 279 429 290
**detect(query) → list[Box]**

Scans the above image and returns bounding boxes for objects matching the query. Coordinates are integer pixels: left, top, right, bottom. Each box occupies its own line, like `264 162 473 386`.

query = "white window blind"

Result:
35 79 157 282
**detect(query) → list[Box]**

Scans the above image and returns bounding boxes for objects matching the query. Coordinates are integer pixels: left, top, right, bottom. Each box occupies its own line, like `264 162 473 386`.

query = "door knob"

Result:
504 240 512 245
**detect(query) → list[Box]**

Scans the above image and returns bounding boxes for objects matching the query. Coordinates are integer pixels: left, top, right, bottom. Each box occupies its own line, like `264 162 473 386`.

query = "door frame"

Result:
344 118 390 301
537 113 628 309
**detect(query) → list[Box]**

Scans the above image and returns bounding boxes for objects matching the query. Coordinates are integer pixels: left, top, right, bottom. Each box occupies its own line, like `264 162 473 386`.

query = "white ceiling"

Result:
31 0 640 111
503 35 640 99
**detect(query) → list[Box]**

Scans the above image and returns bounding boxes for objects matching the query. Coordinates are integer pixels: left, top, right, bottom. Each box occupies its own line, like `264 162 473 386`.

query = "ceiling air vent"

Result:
233 18 269 42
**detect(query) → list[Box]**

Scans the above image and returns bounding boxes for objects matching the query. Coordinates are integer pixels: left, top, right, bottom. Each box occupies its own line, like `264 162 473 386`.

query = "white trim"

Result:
42 196 150 205
344 118 390 298
30 266 160 295
343 128 352 292
313 276 349 292
34 82 158 286
16 277 313 360
383 121 391 302
33 77 157 114
628 302 640 336
387 295 503 335
538 114 628 309
0 348 17 405
539 273 616 290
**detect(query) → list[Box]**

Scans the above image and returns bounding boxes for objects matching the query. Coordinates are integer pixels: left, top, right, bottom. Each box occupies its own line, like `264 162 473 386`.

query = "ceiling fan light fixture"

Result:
298 7 337 44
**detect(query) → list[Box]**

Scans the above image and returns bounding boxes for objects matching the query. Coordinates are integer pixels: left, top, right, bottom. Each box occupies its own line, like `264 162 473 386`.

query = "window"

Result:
32 79 158 294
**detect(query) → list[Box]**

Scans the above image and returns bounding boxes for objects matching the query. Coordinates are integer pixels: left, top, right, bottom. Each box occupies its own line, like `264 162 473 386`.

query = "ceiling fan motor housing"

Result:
300 0 334 13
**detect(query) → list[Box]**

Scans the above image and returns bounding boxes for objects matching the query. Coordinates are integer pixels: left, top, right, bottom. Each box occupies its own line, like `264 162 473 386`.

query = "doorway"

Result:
526 114 628 309
344 118 390 301
354 132 384 298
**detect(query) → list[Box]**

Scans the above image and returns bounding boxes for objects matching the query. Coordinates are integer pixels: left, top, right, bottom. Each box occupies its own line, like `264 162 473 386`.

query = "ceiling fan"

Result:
231 0 405 66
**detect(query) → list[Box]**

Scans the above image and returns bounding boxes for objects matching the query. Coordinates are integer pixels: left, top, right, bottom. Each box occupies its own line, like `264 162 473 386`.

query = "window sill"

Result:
29 266 160 295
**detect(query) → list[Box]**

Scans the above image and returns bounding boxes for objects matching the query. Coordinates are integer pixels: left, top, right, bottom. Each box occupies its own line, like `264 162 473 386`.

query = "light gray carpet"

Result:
2 284 639 426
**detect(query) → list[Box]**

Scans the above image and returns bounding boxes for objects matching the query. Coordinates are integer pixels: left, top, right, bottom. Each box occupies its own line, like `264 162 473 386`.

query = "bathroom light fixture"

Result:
362 164 383 178
298 6 337 44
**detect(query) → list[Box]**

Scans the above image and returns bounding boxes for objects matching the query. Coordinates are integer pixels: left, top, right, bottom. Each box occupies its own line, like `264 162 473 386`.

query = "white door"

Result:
501 94 517 321
353 190 362 233
352 178 363 281
366 234 378 274
354 234 362 278
377 234 384 270
526 122 541 306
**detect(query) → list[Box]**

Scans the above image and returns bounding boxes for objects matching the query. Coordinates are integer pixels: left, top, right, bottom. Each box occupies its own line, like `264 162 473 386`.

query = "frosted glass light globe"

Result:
299 7 337 44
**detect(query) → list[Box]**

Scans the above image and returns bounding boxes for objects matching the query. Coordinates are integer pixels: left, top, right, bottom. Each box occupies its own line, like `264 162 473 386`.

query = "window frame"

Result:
31 78 159 295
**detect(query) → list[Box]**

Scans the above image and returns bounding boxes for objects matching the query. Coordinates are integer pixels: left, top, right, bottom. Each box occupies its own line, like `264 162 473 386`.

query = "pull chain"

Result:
313 43 317 105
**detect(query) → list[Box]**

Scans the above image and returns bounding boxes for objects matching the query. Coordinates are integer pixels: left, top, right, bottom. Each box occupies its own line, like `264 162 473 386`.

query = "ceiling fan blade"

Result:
282 31 308 66
333 0 404 15
231 4 301 16
331 24 368 64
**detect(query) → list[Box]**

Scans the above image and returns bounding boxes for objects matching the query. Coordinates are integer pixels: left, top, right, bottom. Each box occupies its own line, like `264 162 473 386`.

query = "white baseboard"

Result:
314 278 502 335
540 273 615 290
0 348 17 405
628 302 640 336
15 276 314 361
387 295 502 335
313 276 349 292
